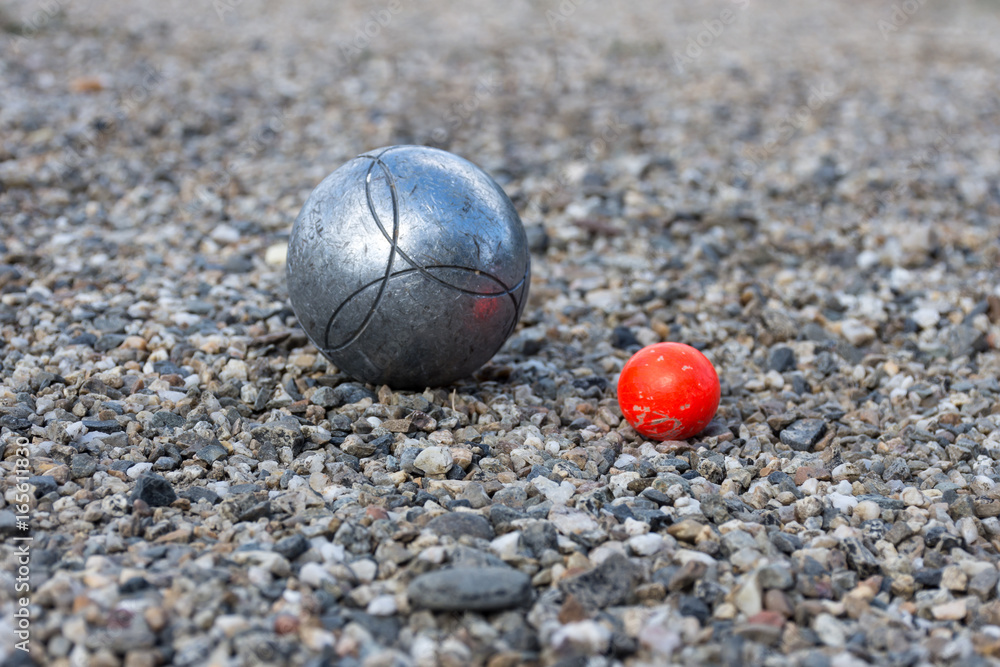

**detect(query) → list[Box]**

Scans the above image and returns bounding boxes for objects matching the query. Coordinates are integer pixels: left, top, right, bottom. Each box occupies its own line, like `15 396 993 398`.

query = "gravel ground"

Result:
2 1 1000 665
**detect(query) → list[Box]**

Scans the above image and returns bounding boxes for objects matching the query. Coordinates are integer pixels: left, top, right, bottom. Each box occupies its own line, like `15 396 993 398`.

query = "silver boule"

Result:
286 145 530 389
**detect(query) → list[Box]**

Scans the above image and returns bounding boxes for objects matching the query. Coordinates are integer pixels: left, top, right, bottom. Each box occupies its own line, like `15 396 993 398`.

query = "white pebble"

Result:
126 462 153 479
219 359 248 382
901 487 927 507
614 454 638 469
348 559 378 584
523 435 543 449
414 447 453 475
853 500 881 521
827 492 858 513
609 472 640 497
911 306 940 329
628 533 664 556
800 478 820 496
532 477 576 505
551 620 611 654
299 562 333 588
623 517 650 536
834 480 853 495
490 531 522 560
366 595 397 616
265 242 288 266
840 318 876 346
418 546 447 564
958 517 980 545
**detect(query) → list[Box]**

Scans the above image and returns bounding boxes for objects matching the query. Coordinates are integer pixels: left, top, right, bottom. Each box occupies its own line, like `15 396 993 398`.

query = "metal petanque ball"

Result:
287 145 531 389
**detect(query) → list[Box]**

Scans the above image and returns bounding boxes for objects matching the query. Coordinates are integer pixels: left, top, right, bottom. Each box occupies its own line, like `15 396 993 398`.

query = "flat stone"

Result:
780 420 827 451
427 512 495 541
407 567 531 611
81 419 122 432
855 494 905 511
195 443 228 464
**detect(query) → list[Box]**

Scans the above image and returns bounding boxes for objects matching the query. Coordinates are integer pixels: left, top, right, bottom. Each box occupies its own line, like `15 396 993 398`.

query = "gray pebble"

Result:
427 512 495 541
131 473 177 507
559 552 638 609
768 346 796 372
407 567 531 611
195 443 229 464
70 454 97 479
780 419 828 451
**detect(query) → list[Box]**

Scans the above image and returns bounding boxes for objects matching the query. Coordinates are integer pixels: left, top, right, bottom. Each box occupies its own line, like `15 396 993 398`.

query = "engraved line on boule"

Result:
359 145 405 161
323 152 527 350
360 155 525 316
323 264 528 353
320 156 402 350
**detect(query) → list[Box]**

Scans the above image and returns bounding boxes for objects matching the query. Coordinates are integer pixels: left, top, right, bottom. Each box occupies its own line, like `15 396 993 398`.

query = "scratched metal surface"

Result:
287 145 530 388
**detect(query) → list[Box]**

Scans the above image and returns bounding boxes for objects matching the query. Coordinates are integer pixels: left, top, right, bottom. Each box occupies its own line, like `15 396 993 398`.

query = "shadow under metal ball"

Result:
286 145 531 389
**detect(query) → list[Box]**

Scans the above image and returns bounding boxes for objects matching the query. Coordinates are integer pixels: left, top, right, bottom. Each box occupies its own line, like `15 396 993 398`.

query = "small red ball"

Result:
617 342 721 440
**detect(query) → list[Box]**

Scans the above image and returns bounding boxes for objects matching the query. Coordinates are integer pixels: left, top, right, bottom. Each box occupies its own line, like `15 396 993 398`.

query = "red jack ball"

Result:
617 342 721 440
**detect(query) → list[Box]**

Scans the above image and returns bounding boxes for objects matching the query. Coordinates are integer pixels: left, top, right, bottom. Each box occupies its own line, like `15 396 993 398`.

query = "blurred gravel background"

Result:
2 1 1000 665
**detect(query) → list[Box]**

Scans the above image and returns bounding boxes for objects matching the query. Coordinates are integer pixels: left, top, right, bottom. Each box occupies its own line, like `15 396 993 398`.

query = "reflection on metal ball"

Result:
287 145 531 389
